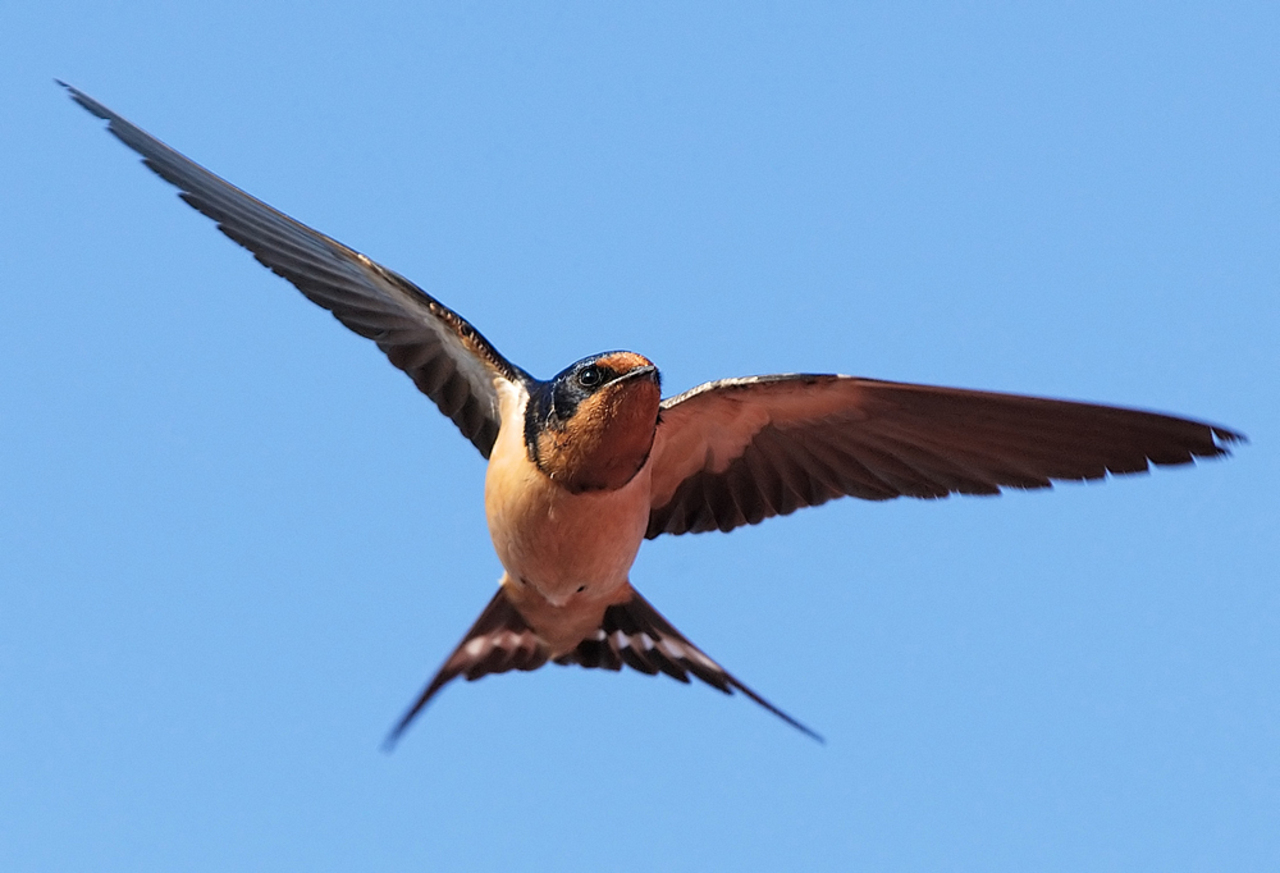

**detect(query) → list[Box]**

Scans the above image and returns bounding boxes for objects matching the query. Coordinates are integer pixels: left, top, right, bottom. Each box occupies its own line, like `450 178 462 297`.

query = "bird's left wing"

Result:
646 374 1242 537
63 83 527 457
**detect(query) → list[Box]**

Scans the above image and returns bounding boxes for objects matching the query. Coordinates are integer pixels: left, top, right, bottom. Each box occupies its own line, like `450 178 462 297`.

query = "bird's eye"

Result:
577 366 603 388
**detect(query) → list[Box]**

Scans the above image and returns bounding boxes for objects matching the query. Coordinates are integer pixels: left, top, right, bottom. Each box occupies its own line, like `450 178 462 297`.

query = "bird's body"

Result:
63 82 1243 745
485 372 655 651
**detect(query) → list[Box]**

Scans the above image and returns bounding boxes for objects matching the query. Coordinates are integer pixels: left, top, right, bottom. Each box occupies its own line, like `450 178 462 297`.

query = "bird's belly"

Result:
485 430 651 606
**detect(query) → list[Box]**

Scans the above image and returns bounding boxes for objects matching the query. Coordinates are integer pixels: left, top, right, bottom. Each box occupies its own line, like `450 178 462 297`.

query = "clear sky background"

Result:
3 3 1276 871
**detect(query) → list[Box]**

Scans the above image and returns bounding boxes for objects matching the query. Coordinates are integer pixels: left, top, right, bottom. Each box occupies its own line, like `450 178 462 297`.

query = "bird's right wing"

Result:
647 374 1243 537
64 83 527 457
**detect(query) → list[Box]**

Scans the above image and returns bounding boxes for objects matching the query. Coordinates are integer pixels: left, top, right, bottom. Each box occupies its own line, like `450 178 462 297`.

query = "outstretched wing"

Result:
647 374 1243 537
556 587 822 741
63 83 527 457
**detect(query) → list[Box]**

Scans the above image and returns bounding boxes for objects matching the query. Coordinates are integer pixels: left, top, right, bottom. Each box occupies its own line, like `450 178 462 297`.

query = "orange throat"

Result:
535 375 661 492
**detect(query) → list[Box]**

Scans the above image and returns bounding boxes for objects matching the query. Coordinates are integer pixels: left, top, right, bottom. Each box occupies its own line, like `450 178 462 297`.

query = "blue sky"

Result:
3 3 1277 870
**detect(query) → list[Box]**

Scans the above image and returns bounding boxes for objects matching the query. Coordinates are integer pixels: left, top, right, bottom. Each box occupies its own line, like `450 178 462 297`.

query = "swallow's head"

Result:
524 351 662 493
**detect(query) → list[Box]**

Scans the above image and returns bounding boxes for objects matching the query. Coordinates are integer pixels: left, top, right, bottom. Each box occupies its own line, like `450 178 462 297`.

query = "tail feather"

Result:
384 585 823 748
557 589 824 742
383 588 549 749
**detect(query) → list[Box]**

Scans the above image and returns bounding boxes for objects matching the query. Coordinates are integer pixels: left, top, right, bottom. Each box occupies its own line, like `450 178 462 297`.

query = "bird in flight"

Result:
63 83 1242 745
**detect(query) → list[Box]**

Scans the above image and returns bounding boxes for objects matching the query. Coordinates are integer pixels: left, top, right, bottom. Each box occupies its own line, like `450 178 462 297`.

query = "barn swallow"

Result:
63 83 1243 745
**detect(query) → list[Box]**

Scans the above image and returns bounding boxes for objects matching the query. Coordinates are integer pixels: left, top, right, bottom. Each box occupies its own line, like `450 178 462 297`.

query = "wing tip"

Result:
58 80 112 121
1145 421 1246 471
1212 424 1247 449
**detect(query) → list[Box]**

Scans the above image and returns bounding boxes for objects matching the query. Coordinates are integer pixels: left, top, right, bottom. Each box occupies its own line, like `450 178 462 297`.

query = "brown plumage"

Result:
385 584 823 747
647 375 1239 536
65 82 1243 746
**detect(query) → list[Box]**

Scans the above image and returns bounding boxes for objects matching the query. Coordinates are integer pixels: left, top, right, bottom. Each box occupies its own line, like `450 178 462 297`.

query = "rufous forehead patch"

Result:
594 351 654 374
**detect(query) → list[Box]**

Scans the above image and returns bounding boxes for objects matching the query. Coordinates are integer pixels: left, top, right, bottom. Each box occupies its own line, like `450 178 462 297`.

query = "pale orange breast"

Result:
485 383 652 609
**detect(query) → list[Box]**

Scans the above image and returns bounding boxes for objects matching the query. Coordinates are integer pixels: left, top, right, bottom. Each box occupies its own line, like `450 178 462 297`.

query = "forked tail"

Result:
384 586 822 748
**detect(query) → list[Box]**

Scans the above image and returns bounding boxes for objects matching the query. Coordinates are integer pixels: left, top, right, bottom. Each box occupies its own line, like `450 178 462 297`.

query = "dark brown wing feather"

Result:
556 588 822 741
63 83 527 457
648 374 1243 537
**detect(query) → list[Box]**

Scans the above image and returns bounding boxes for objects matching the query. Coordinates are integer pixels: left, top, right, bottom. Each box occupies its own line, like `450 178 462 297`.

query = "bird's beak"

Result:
610 364 658 386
